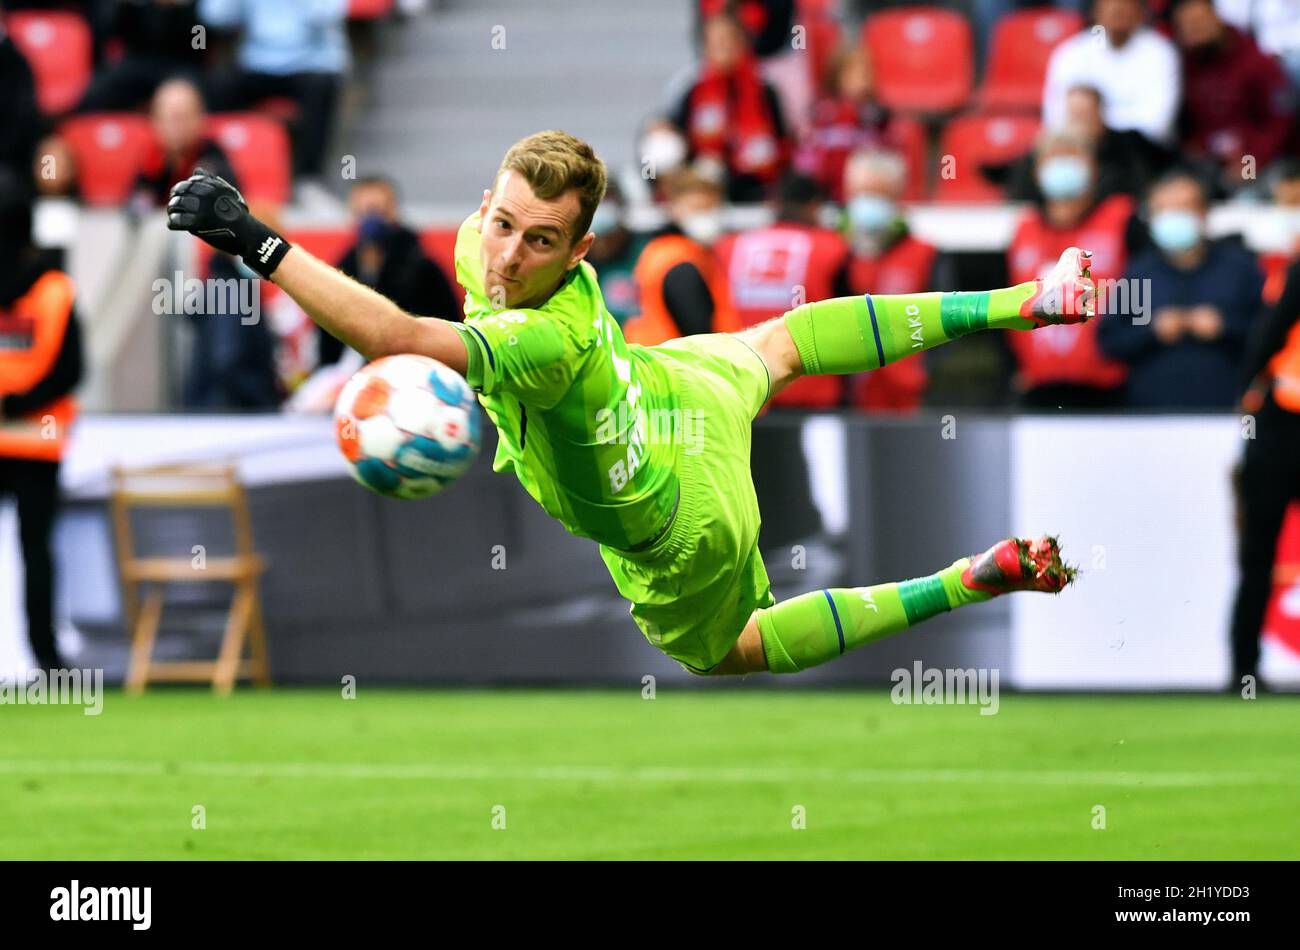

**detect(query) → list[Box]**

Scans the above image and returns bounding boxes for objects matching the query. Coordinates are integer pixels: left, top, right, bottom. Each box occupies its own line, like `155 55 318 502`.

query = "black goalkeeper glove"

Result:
165 168 291 279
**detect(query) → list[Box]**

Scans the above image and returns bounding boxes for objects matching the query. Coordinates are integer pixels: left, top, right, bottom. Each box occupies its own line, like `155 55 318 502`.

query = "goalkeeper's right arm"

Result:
166 168 468 372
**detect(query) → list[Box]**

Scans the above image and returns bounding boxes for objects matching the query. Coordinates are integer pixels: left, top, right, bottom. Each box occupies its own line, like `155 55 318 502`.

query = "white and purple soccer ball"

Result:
334 354 481 499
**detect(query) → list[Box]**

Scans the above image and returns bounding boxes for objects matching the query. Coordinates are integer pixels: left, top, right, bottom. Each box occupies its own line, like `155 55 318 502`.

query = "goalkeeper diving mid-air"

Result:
166 130 1092 676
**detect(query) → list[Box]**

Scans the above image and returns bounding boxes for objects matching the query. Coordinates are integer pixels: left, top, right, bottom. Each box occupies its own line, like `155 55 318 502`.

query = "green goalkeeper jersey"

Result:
449 213 680 551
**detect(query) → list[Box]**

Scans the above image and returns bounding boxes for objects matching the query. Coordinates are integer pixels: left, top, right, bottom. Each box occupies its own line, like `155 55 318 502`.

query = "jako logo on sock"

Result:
890 662 1000 716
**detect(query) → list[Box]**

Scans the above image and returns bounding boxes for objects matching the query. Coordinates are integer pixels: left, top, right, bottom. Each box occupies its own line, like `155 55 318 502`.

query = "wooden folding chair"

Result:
110 463 271 695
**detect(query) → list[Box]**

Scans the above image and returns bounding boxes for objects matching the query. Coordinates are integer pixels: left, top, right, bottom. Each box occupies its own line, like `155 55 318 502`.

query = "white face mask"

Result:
641 131 687 175
679 209 723 246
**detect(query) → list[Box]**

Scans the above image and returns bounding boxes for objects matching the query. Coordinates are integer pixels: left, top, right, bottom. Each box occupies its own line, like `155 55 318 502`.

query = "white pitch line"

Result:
0 759 1295 788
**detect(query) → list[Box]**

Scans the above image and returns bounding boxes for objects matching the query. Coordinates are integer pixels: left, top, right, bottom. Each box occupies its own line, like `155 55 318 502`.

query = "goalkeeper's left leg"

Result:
709 537 1076 675
737 247 1095 400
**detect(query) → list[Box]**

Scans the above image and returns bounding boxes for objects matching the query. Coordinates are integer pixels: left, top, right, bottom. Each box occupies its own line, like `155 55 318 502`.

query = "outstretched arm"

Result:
166 169 467 372
271 245 468 371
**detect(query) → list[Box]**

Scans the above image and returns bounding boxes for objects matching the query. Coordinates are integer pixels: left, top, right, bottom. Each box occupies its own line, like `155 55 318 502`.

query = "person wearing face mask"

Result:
0 175 83 673
1004 128 1134 409
584 182 648 328
1098 168 1264 409
317 176 461 368
1171 0 1293 195
840 149 933 412
624 169 740 345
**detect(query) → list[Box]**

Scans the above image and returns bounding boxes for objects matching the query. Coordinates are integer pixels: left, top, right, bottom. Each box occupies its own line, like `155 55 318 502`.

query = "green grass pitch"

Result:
1 688 1297 859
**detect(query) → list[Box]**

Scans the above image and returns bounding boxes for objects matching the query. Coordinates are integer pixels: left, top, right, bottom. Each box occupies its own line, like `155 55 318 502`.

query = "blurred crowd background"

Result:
0 0 1298 415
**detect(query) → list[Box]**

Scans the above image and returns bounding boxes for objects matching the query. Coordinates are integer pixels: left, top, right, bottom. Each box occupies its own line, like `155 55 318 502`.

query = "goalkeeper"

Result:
166 131 1093 676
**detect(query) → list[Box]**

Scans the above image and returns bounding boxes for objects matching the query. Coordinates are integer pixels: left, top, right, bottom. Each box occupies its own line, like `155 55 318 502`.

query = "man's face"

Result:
1149 177 1205 218
844 164 901 201
477 170 593 310
1173 0 1222 51
703 17 745 71
349 182 398 224
152 83 204 156
1065 89 1104 137
1274 179 1300 208
1094 0 1143 44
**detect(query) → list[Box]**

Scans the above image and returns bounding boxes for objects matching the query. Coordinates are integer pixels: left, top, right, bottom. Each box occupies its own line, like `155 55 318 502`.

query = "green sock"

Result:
755 558 993 674
782 285 1038 375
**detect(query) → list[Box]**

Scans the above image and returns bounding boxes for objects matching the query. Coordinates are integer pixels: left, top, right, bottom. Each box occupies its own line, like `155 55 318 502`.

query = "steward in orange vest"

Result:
1232 255 1300 685
0 182 83 671
624 169 741 346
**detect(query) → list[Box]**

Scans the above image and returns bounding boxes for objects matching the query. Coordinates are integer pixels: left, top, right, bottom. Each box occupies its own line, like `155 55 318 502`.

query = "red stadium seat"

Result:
935 113 1040 202
205 114 292 206
979 9 1084 112
57 114 155 205
347 0 395 19
7 11 93 114
862 8 973 114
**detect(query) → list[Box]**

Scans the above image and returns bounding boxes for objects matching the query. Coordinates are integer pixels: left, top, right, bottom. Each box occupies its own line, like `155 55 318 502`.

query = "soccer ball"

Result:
333 354 481 499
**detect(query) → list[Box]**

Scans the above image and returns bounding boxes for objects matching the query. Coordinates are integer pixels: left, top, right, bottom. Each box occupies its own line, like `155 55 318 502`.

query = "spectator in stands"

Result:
716 173 850 409
1171 0 1294 195
77 0 204 112
624 169 740 345
129 78 235 210
1215 0 1300 90
712 171 831 570
316 176 460 368
0 173 83 672
585 181 647 328
1043 0 1181 146
1259 159 1300 305
1098 168 1264 408
840 149 934 412
125 80 277 410
198 0 348 188
696 0 812 141
992 84 1172 201
795 44 901 204
669 7 789 203
0 28 41 187
1005 127 1133 409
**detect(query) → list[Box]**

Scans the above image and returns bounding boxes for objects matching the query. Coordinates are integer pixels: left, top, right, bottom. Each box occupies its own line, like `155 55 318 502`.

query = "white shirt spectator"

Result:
1042 26 1181 144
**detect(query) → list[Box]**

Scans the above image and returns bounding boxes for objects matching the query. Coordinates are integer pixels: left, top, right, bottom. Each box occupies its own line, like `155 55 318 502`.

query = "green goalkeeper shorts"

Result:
598 332 776 674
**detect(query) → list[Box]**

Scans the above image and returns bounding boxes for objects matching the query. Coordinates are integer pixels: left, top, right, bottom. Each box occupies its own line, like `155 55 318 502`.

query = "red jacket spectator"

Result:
1006 193 1135 397
844 232 935 411
795 46 900 204
1176 13 1294 180
671 9 788 202
715 219 848 408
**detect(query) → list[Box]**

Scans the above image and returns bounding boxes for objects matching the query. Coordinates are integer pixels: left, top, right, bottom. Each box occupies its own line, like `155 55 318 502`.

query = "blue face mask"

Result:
847 194 897 233
357 213 393 246
1036 156 1090 200
1150 209 1203 253
591 204 621 235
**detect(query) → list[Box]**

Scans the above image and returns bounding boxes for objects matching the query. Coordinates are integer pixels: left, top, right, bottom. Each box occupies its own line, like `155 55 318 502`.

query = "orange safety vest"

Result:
0 270 78 461
1269 323 1300 412
624 234 741 346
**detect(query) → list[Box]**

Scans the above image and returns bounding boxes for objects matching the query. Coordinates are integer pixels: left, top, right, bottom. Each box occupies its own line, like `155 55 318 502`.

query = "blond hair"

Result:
495 130 607 243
